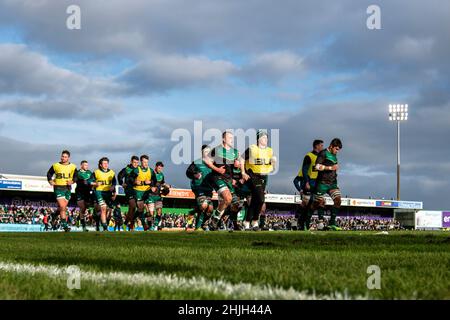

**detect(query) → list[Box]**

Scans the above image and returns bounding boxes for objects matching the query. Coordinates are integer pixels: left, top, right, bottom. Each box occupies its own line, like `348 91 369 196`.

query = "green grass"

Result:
0 231 449 299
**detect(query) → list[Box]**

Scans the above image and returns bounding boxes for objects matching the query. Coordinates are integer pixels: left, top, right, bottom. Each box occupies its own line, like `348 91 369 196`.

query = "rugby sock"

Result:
317 208 325 220
80 218 86 229
305 209 312 230
196 212 205 229
243 221 250 229
154 215 161 228
330 207 339 226
137 211 146 229
102 223 108 231
61 219 68 229
259 215 266 229
297 207 305 229
214 209 224 219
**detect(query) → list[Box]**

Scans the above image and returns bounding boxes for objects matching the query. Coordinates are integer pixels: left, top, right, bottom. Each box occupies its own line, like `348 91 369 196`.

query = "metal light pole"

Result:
389 104 408 200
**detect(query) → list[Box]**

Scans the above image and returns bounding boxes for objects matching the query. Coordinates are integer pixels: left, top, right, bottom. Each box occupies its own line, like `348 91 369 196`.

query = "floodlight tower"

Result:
389 104 408 200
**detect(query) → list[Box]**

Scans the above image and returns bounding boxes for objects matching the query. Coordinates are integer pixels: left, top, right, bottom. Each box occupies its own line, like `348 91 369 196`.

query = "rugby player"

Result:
225 161 251 231
92 157 117 231
240 130 276 231
293 140 323 230
75 160 94 232
47 150 77 232
205 131 241 230
312 138 343 231
147 161 170 231
129 155 157 230
118 155 140 230
186 145 214 231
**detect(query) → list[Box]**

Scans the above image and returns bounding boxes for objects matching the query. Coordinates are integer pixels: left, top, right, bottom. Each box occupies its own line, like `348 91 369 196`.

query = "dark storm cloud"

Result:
237 51 304 84
0 44 117 97
0 135 160 176
0 0 352 56
0 98 122 120
117 55 236 94
0 44 124 119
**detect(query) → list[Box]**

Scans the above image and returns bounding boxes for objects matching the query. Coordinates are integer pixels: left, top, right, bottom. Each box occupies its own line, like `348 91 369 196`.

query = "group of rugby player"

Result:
47 153 169 232
186 129 276 231
46 130 343 232
293 138 343 231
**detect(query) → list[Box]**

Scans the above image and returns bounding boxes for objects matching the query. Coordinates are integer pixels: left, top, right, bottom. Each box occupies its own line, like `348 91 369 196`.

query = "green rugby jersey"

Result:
316 149 338 185
118 165 136 191
75 169 94 193
211 145 239 181
150 170 165 195
186 160 213 192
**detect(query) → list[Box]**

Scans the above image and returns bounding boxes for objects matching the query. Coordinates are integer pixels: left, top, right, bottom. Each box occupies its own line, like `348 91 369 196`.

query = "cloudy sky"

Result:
0 0 449 209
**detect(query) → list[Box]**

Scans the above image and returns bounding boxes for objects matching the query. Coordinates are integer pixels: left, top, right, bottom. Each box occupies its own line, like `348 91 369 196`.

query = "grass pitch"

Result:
0 231 448 300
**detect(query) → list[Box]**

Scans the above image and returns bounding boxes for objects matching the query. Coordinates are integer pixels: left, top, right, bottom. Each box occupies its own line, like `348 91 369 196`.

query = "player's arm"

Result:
293 176 302 193
68 169 78 185
150 169 158 186
111 175 117 194
150 169 158 193
186 162 199 180
315 152 335 171
47 166 55 186
128 168 140 186
239 148 250 181
301 156 311 187
91 171 100 187
117 168 127 186
86 172 95 186
203 147 226 175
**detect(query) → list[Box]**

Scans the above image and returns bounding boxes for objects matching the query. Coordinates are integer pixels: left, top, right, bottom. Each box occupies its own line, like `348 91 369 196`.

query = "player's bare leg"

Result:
125 198 136 230
77 200 87 231
311 195 326 230
211 189 232 230
100 204 109 231
328 189 342 231
57 198 70 231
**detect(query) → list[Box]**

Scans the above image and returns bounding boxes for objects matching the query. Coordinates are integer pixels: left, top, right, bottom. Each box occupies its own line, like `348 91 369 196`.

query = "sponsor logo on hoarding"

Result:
0 224 42 232
397 201 423 210
350 199 376 207
0 180 22 190
265 194 295 203
165 189 196 199
23 180 53 192
442 212 450 228
376 201 399 208
11 198 57 207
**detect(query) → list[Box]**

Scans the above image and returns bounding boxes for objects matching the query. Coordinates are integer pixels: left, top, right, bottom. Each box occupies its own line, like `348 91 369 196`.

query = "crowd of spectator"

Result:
261 214 402 231
0 205 402 231
0 205 44 225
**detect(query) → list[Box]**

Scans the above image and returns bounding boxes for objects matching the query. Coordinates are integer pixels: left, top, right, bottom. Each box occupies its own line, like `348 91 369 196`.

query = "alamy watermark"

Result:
170 121 280 175
66 5 81 30
66 265 81 290
366 265 381 290
367 5 381 30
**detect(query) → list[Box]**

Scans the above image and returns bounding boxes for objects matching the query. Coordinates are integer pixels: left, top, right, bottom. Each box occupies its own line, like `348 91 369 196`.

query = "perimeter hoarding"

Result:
0 180 22 190
415 211 442 230
442 212 450 228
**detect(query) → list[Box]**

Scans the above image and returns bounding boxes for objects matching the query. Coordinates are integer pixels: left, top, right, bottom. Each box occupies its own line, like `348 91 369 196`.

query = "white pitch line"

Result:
0 261 368 300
